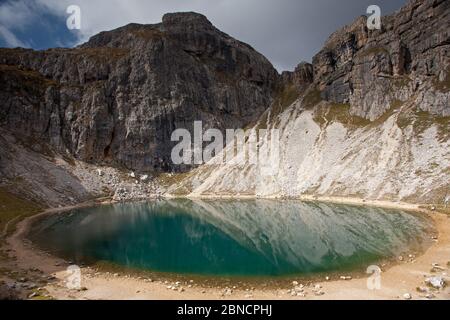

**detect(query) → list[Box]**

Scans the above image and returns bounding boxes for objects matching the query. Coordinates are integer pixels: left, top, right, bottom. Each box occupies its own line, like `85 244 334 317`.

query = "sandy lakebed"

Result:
2 196 450 300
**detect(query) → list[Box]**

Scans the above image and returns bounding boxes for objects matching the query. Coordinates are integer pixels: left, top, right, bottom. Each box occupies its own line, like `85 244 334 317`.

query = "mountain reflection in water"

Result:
29 199 433 277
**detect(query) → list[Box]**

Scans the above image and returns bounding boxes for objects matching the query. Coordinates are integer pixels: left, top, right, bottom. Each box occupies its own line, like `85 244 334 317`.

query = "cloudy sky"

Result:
0 0 407 71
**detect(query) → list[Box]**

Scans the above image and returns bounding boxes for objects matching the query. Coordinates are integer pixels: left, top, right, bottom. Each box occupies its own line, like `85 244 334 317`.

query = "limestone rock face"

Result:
281 62 314 91
312 0 449 120
0 12 279 172
169 0 450 204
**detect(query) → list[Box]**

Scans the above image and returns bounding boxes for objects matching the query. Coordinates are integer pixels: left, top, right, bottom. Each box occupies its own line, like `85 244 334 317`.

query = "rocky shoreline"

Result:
1 196 449 300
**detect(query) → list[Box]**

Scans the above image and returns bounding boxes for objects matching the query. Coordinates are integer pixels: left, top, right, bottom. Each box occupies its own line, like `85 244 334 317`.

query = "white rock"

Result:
403 293 412 300
140 175 148 181
223 288 233 296
425 276 446 289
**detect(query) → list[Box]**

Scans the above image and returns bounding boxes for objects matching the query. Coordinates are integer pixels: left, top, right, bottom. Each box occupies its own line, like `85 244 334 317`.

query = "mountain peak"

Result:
162 12 212 27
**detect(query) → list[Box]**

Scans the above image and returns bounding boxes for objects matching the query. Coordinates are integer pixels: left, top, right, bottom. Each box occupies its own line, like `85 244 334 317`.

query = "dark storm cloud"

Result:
201 0 407 71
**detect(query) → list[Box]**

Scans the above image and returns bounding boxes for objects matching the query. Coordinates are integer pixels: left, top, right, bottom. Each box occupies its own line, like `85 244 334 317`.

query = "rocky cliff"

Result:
169 0 450 204
312 0 449 120
0 0 448 206
0 12 278 172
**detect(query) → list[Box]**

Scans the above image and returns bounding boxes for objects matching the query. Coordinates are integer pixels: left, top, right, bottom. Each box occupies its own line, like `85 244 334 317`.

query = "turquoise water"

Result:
29 199 433 277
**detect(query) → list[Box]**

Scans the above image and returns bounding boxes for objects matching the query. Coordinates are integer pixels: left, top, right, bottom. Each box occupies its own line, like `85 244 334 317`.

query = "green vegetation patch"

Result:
155 171 197 195
0 64 58 98
302 88 323 110
390 99 404 110
276 85 299 111
0 187 42 238
269 84 299 122
312 102 371 128
74 47 129 62
397 110 450 142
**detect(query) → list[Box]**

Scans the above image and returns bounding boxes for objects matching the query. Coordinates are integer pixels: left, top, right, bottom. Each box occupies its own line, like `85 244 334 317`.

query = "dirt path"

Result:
3 198 450 300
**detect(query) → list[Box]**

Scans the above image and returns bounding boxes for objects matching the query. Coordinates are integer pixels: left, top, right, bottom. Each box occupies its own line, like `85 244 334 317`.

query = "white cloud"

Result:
0 0 36 30
0 0 407 70
0 25 30 47
0 0 43 48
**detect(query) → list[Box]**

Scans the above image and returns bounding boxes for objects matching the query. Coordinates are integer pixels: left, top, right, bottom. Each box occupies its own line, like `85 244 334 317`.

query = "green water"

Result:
29 199 433 277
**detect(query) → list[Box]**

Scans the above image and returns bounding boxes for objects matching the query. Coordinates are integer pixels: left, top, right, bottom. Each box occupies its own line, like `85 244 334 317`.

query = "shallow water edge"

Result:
24 197 437 287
